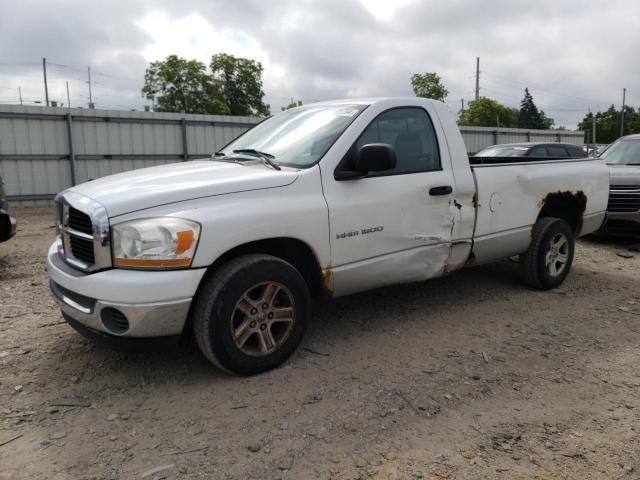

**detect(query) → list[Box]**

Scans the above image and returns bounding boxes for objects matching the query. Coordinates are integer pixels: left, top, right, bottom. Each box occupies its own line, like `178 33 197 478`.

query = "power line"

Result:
481 86 592 113
0 61 41 66
482 71 595 105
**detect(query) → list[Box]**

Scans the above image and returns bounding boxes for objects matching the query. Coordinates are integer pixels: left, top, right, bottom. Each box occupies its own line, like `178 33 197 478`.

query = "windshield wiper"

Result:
210 151 248 167
232 149 281 171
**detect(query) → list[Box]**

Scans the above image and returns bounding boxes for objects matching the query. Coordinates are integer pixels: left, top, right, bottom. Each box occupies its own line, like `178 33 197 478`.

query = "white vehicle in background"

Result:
47 98 609 375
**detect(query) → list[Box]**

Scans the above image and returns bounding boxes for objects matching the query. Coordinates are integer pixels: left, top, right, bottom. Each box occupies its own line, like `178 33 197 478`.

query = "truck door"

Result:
321 106 455 296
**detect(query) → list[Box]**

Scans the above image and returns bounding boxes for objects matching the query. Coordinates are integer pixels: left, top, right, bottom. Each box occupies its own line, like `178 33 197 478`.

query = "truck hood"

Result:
608 164 640 185
67 160 298 217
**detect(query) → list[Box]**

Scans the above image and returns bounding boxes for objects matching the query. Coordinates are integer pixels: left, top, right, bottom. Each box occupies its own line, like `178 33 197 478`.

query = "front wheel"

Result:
193 254 310 375
520 217 575 290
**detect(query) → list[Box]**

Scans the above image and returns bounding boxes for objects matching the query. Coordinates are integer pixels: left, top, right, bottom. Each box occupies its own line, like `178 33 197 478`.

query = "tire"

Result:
193 254 310 375
520 217 575 290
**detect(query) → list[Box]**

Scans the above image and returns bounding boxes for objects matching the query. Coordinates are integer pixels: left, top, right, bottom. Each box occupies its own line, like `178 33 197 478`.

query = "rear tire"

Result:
521 217 575 290
193 254 310 375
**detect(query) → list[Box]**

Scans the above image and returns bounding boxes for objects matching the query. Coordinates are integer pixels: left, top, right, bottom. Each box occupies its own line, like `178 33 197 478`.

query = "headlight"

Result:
112 218 200 269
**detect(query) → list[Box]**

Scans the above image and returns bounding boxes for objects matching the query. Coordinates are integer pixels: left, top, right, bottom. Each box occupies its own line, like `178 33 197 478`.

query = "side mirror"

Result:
333 143 397 181
356 143 397 172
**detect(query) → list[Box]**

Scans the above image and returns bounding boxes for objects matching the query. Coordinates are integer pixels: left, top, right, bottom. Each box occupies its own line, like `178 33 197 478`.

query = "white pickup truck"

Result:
47 98 609 375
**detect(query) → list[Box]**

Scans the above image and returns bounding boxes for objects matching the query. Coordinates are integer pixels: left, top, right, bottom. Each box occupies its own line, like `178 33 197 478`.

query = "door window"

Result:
546 145 569 157
356 108 441 175
565 145 586 157
528 146 547 157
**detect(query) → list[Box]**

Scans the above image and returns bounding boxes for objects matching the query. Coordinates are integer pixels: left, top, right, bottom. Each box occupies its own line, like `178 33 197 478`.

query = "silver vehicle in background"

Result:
600 134 640 235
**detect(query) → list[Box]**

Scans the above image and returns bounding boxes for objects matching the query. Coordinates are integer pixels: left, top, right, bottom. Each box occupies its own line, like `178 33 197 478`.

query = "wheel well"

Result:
537 191 587 234
205 238 323 297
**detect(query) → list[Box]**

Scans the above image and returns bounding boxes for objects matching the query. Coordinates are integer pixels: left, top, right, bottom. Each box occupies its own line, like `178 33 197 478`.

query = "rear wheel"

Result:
521 217 575 290
193 254 310 375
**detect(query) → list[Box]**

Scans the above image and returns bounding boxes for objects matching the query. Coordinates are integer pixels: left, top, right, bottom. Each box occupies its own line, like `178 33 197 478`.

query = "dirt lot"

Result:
1 208 640 480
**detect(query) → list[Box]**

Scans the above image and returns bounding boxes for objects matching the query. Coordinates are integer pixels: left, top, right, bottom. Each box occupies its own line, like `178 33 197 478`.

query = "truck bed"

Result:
468 156 609 265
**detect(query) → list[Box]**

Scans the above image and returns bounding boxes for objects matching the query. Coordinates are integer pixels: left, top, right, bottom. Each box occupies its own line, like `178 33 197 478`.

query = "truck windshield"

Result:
600 139 640 165
218 104 367 168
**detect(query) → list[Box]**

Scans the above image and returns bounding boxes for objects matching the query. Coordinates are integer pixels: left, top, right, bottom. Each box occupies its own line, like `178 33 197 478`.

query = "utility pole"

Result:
620 87 626 137
475 57 480 100
18 87 23 105
42 57 49 107
461 98 464 112
66 81 71 108
87 66 93 108
592 111 596 155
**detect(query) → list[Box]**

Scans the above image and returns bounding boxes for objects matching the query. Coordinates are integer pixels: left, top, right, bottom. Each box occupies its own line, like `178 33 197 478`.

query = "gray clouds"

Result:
0 0 637 127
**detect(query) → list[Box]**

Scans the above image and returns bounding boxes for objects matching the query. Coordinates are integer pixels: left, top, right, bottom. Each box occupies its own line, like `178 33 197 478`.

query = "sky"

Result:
0 0 637 129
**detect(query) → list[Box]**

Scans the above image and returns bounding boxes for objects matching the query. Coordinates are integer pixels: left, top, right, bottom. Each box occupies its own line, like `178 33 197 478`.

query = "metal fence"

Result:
0 105 584 207
0 105 260 206
460 125 584 155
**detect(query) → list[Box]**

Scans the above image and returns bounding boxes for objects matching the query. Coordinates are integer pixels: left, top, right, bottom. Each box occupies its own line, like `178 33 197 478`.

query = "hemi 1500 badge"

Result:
336 226 384 240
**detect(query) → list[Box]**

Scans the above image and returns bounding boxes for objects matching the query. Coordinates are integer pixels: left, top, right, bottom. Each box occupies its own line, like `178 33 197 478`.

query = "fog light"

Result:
101 308 129 334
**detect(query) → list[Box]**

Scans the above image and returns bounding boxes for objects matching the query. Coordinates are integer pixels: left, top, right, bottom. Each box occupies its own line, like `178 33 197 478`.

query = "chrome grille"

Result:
68 208 92 234
608 185 640 213
55 192 111 272
69 234 95 263
67 208 95 264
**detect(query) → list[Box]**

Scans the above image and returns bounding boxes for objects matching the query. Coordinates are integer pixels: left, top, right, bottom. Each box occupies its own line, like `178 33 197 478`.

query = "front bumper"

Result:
47 242 206 337
601 210 640 235
0 209 16 242
605 210 640 223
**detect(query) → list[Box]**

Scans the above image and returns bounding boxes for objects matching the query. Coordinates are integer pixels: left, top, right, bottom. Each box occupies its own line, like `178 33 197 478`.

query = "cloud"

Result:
0 0 637 127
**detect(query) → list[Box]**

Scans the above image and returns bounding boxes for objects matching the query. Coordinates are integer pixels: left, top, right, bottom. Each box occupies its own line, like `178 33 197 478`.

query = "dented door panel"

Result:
319 100 458 297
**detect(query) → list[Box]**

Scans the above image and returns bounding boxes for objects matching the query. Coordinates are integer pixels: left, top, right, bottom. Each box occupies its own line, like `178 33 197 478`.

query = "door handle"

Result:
429 185 453 196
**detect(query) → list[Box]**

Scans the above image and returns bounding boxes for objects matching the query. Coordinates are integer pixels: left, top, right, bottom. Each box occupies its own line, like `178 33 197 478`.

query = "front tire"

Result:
193 254 310 375
521 217 575 290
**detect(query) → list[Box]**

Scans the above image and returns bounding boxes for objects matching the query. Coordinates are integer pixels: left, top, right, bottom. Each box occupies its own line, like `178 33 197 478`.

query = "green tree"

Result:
210 53 270 116
142 55 213 114
539 111 555 129
626 106 640 136
578 105 622 144
578 111 595 144
411 72 449 101
142 53 270 116
577 105 640 144
518 88 554 129
458 97 517 127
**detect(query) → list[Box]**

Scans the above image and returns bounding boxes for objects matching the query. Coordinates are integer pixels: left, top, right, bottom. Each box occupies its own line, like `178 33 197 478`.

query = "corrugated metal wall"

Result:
460 126 584 155
1 105 584 207
0 105 260 206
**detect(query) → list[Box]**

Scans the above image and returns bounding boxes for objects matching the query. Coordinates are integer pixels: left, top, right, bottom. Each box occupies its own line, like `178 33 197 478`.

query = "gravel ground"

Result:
1 208 640 480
